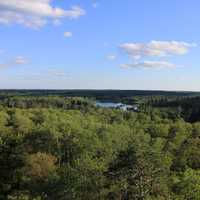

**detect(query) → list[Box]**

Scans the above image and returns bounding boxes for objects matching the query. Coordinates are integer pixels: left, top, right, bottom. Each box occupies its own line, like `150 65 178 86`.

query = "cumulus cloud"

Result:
0 0 86 28
120 41 196 60
64 31 72 37
0 56 28 68
121 61 177 69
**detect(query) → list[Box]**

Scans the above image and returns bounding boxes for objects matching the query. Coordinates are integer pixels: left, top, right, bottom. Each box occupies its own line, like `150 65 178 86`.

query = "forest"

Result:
1 90 200 200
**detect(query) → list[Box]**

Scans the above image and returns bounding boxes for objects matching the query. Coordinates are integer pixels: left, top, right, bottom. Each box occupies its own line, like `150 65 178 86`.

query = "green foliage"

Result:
172 169 200 200
0 95 199 199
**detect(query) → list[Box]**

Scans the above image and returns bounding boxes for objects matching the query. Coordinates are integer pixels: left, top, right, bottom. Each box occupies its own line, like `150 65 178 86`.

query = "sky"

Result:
0 0 200 90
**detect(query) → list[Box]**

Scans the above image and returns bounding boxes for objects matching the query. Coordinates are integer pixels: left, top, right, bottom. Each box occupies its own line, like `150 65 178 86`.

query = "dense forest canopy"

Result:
0 90 200 200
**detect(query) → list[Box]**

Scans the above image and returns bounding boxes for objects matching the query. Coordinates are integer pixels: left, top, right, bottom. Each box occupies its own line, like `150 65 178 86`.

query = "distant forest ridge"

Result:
0 89 200 99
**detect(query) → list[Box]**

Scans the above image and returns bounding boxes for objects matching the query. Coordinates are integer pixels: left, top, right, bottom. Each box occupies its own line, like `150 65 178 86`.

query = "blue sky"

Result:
0 0 200 90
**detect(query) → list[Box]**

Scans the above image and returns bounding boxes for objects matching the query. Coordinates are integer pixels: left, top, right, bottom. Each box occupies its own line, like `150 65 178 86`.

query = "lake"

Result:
95 101 138 111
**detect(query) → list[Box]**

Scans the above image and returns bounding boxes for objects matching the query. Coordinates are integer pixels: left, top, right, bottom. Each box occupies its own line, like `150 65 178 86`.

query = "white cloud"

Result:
0 56 28 68
120 41 196 60
14 56 28 64
64 31 72 38
0 0 86 28
121 61 177 69
107 55 116 60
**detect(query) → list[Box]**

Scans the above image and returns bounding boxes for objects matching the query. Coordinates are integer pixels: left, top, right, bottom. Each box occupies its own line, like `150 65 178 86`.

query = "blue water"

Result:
96 102 122 108
96 101 137 111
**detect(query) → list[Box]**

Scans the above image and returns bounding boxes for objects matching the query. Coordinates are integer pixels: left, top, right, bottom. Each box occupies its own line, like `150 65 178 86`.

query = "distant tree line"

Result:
150 96 200 122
